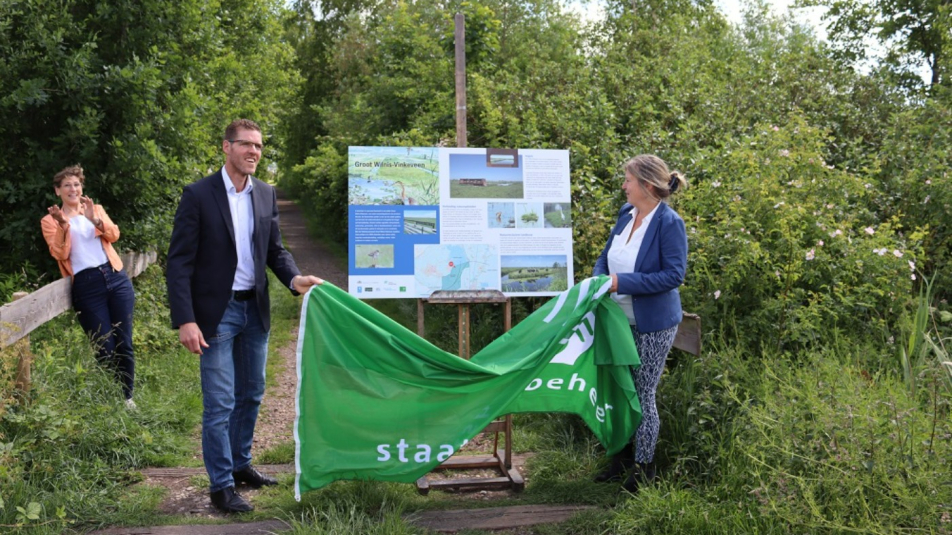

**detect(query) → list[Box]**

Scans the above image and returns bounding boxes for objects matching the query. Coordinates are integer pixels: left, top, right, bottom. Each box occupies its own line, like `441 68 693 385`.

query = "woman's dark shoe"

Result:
594 443 634 483
622 461 657 493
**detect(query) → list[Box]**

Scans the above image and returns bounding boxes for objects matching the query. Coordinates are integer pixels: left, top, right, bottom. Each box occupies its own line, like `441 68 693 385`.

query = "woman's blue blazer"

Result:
593 202 688 333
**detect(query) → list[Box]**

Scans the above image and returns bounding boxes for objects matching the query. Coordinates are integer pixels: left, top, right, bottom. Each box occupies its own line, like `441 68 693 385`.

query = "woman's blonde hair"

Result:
624 155 686 199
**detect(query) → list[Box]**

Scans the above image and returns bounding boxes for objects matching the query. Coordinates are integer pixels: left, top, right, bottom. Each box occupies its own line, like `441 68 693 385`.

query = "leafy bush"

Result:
679 114 923 351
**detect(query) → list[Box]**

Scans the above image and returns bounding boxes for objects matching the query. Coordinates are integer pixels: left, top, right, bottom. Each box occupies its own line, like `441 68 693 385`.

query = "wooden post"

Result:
454 13 467 148
11 292 32 396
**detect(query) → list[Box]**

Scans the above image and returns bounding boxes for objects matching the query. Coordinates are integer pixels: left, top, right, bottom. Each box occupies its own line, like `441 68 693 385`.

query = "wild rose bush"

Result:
676 115 923 351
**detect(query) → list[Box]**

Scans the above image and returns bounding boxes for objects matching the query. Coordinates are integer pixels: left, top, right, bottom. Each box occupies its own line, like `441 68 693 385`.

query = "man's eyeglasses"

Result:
228 139 264 152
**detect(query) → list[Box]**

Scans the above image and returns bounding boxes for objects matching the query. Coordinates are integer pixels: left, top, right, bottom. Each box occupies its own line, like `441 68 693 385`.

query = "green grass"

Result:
3 227 950 534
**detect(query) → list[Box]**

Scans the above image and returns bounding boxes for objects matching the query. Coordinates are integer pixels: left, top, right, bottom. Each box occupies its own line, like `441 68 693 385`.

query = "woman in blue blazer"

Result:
592 154 688 492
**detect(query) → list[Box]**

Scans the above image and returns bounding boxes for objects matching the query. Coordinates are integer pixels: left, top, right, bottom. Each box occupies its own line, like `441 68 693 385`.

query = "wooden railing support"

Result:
11 292 32 396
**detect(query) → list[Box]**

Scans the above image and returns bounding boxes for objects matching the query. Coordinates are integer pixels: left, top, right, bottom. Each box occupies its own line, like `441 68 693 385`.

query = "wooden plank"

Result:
0 278 72 347
481 419 506 434
434 455 501 470
426 476 513 491
120 251 158 278
415 475 430 495
88 520 289 535
0 251 156 348
426 290 507 304
407 505 597 532
142 464 293 480
507 466 525 492
673 312 701 356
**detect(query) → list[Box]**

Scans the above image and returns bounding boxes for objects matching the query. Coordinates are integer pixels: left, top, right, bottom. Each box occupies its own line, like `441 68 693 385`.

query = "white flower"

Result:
826 204 835 209
714 290 721 300
806 249 815 261
829 229 843 238
772 126 779 131
874 248 887 256
925 179 931 185
864 183 872 189
817 240 824 246
908 260 915 271
780 149 790 157
774 201 785 208
893 250 903 258
911 273 917 280
924 195 931 204
865 227 875 235
711 180 721 187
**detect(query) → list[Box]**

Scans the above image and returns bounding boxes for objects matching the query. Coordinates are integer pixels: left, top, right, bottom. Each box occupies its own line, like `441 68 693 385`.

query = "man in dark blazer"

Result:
166 119 323 513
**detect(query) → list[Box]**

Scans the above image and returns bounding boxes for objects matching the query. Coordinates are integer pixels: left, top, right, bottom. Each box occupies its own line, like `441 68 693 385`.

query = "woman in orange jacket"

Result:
41 165 137 408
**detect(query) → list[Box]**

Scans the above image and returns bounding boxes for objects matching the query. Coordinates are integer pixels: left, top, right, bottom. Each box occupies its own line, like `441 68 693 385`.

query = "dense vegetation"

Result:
2 0 950 533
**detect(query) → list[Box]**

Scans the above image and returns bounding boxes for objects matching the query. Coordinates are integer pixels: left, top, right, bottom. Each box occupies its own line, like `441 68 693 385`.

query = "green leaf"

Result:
27 501 41 520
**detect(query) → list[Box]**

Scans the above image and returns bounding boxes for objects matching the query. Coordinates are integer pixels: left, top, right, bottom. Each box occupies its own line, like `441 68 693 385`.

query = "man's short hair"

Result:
224 119 261 141
53 165 85 186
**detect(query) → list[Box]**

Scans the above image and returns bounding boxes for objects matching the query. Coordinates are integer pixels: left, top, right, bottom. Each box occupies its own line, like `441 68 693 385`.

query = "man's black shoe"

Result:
233 465 278 488
210 486 253 513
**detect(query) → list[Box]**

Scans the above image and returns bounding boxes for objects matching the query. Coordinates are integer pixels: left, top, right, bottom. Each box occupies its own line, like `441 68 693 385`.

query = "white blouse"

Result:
68 214 109 275
606 204 659 325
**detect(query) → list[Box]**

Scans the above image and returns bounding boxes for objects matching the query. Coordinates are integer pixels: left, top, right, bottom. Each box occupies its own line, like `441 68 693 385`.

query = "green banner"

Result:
294 276 641 498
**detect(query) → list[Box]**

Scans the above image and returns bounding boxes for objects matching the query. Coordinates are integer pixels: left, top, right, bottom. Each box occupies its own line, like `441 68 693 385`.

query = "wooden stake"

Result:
455 13 467 148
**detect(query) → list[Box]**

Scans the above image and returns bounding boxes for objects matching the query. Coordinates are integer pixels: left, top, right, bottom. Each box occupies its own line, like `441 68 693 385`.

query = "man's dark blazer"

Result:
166 170 301 337
593 201 687 333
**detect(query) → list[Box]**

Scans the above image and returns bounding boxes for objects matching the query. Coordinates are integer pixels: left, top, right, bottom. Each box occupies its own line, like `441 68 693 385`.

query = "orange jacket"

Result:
40 204 123 278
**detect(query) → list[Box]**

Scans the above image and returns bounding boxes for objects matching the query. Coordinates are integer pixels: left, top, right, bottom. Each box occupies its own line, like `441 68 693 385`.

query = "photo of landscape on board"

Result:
348 146 439 206
448 152 525 199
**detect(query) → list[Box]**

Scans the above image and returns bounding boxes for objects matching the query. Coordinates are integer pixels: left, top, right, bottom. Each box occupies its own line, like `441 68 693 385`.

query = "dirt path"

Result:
251 190 348 458
144 189 348 518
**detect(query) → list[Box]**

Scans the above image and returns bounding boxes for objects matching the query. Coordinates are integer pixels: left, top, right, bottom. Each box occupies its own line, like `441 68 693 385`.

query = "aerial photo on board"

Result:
349 146 439 205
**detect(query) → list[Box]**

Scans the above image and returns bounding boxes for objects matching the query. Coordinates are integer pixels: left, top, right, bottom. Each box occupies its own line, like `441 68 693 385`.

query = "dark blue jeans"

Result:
71 262 136 400
200 296 269 492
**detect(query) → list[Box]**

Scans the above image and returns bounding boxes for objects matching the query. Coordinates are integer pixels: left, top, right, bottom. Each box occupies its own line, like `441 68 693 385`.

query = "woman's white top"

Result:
607 204 659 325
68 214 109 274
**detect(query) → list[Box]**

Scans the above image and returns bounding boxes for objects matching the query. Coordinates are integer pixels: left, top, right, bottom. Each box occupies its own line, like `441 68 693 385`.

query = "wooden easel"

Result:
414 290 525 494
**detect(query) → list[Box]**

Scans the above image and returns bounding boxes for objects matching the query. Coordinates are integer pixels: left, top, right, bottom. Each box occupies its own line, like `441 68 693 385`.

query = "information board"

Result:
347 146 573 298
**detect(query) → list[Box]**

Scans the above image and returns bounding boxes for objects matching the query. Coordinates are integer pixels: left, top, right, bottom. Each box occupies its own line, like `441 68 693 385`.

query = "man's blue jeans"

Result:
200 296 269 493
71 263 136 400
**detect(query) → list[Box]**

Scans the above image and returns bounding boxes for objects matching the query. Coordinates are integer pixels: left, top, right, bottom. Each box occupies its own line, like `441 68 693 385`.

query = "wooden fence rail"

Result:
0 251 157 350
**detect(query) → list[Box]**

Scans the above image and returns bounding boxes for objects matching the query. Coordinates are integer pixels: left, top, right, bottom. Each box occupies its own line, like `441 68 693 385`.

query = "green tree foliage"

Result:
278 0 948 353
799 0 951 89
0 0 296 280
